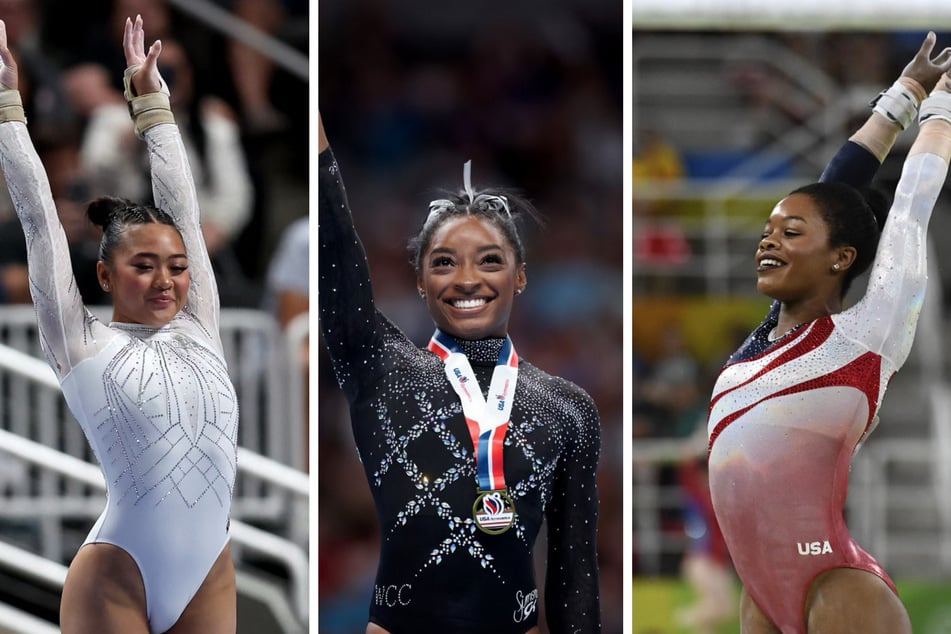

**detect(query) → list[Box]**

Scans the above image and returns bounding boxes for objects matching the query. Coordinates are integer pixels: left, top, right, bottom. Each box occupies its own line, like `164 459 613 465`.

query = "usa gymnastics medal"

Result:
473 488 516 534
428 329 521 536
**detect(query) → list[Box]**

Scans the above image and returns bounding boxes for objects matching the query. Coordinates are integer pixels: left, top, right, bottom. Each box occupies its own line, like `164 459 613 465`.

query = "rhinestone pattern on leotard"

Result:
319 148 601 634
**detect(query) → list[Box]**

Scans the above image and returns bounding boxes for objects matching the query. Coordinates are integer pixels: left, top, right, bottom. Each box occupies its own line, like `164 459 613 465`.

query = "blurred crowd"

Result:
317 0 623 632
0 0 308 313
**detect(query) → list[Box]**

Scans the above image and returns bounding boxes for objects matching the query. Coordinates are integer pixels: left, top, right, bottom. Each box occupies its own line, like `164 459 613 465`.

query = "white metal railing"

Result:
633 34 847 170
0 601 60 634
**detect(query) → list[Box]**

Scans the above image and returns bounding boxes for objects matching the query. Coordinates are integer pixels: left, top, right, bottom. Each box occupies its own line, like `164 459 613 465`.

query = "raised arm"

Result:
123 15 220 339
845 78 951 366
0 20 96 377
317 112 388 401
822 32 951 184
749 35 951 356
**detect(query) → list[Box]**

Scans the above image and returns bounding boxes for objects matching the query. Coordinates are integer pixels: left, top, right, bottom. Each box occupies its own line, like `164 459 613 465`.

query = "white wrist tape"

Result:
919 90 951 125
871 80 919 130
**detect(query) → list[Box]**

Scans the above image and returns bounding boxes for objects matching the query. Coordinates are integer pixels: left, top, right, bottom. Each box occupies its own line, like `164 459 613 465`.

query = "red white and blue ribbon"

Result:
428 329 518 492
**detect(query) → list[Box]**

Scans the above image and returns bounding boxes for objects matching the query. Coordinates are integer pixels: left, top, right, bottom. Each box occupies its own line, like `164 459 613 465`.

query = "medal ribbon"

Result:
428 329 518 491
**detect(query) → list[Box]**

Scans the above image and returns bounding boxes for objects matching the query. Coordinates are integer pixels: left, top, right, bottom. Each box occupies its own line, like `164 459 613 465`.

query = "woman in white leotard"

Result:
0 16 238 634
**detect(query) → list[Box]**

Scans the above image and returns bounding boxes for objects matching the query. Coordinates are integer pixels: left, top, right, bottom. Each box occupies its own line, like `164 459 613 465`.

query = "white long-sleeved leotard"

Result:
707 151 948 634
0 117 238 634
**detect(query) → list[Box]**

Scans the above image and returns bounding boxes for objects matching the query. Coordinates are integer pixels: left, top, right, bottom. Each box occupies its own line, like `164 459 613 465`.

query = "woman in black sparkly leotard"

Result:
318 114 601 634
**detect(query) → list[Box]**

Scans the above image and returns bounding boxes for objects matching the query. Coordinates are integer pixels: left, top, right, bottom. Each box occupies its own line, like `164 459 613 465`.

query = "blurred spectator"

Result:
0 0 82 145
636 322 705 439
675 432 737 634
0 136 105 305
223 0 294 133
263 215 309 467
632 126 684 216
264 215 308 328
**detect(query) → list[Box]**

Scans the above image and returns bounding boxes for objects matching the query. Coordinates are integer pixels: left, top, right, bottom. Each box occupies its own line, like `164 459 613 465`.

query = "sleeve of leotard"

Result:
143 122 222 347
0 119 98 378
844 151 947 366
317 147 384 401
544 386 602 633
819 140 881 186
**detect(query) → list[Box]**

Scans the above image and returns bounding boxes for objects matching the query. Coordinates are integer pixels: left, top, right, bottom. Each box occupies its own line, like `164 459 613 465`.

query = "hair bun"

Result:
86 196 130 228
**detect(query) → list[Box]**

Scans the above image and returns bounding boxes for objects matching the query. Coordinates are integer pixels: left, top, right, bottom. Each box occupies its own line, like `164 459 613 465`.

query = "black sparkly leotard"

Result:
318 148 601 634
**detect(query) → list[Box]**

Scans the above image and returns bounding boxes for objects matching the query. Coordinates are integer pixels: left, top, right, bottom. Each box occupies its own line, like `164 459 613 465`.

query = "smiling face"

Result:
97 223 189 326
417 215 526 340
755 193 854 304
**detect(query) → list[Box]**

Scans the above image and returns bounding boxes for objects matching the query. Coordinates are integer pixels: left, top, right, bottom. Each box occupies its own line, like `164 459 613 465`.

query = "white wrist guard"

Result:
919 90 951 125
870 80 919 130
0 89 26 124
122 64 173 139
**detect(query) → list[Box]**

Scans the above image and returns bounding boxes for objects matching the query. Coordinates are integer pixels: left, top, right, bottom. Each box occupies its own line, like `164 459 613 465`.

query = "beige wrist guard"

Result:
123 64 173 138
0 89 26 124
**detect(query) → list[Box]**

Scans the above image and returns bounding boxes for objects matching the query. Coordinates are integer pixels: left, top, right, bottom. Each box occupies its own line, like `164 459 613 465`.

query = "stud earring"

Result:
418 289 425 299
103 283 109 291
832 263 840 272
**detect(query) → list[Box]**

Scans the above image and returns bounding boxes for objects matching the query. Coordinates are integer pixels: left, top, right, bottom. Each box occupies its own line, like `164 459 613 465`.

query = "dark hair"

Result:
407 186 542 272
87 196 182 263
788 181 890 297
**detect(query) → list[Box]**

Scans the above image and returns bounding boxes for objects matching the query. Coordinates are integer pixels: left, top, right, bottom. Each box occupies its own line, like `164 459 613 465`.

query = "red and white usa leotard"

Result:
707 150 948 633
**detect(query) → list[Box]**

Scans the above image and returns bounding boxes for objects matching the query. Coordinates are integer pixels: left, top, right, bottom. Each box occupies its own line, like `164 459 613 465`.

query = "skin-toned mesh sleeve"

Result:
0 120 99 378
544 387 602 633
143 123 221 348
843 151 948 367
317 147 385 402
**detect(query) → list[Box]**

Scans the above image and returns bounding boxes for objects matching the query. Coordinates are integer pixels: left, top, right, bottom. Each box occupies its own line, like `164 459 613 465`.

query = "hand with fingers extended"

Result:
0 20 18 92
123 14 163 95
901 31 951 94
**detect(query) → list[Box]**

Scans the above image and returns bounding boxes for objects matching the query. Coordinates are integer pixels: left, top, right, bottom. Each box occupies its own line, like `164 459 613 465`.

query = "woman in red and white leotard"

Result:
708 34 951 634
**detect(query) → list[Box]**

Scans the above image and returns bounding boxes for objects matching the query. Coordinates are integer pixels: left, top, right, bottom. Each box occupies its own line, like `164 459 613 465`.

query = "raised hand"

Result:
0 20 18 91
122 14 163 95
901 31 951 94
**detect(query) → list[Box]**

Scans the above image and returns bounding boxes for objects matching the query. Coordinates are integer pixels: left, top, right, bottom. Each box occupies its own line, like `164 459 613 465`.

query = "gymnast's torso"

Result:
707 151 948 633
